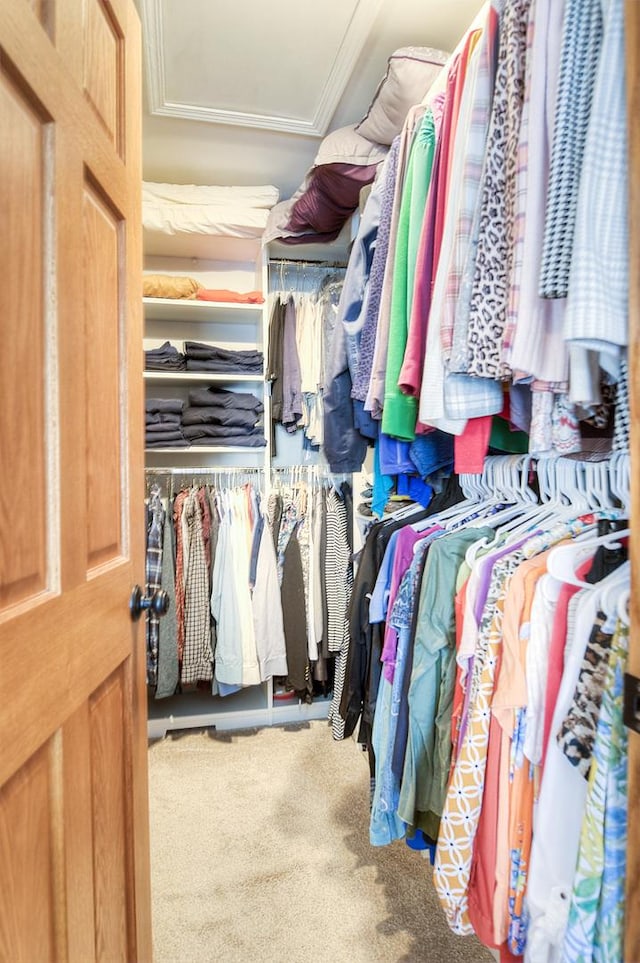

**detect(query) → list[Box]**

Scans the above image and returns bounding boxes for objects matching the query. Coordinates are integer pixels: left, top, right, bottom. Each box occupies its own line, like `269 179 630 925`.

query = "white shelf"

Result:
267 217 352 265
143 296 263 324
144 227 274 735
145 445 266 454
144 371 264 383
147 687 330 739
143 228 263 262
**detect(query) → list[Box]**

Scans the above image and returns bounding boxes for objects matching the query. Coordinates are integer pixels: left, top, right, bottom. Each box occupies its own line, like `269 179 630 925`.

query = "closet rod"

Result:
271 465 352 488
268 258 347 269
144 466 262 475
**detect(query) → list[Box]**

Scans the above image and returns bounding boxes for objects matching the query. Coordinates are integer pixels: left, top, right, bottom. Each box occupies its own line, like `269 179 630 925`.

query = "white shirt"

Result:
525 586 599 963
252 519 288 681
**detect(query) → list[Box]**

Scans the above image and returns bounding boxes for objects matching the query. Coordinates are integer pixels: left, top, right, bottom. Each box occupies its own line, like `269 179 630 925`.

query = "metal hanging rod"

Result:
268 258 347 269
270 465 351 489
145 465 265 499
145 466 261 476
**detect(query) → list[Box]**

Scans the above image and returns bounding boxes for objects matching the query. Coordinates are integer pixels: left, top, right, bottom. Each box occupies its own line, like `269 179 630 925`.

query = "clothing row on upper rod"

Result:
267 260 346 455
321 0 630 485
145 466 264 500
144 465 352 495
338 451 630 963
144 464 354 718
268 258 346 297
265 470 354 729
270 464 351 493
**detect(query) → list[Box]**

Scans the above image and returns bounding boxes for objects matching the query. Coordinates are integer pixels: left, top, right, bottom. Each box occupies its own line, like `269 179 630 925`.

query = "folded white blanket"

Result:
143 201 272 239
142 181 279 209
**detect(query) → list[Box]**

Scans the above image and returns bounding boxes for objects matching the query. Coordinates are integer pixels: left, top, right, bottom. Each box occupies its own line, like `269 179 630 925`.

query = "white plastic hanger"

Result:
546 528 630 588
408 463 489 534
480 454 564 547
515 456 613 557
410 474 482 532
617 586 630 626
462 456 535 565
599 561 630 620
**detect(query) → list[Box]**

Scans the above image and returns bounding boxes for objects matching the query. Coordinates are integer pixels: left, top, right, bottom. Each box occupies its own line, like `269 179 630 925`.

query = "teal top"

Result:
382 110 438 441
397 527 494 837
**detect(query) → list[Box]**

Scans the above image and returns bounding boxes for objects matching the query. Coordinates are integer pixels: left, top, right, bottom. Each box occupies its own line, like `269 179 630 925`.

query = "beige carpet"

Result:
148 721 495 963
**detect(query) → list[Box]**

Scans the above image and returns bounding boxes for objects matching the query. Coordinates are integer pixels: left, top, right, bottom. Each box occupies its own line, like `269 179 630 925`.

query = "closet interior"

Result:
140 0 639 958
142 183 362 736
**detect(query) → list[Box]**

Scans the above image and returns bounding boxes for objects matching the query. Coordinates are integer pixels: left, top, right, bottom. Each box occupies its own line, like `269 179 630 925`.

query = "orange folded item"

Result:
196 289 265 304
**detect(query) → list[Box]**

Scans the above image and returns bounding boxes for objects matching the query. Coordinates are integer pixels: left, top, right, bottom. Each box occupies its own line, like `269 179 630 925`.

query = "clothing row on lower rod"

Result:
145 469 354 714
338 453 630 963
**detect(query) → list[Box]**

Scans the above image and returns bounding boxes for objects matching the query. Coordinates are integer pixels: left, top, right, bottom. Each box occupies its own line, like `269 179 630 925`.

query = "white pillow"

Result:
356 47 449 146
313 124 388 166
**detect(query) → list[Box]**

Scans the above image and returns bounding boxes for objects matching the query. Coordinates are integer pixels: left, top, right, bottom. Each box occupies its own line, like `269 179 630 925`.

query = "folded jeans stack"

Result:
145 398 188 448
144 341 186 371
184 341 264 374
184 387 266 447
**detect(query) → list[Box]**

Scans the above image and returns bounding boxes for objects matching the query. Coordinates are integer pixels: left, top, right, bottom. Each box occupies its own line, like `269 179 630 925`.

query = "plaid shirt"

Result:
173 490 189 662
181 489 213 684
447 4 501 373
563 0 628 359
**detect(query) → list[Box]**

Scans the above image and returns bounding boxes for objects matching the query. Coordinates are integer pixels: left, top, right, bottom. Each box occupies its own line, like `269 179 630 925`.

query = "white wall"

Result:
141 0 485 197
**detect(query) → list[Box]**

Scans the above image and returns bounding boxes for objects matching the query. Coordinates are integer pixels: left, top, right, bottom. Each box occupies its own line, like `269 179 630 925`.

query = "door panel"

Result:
25 0 52 36
91 672 131 962
0 58 48 611
83 178 123 571
0 745 56 961
62 703 97 963
0 2 149 960
84 0 121 145
83 0 123 150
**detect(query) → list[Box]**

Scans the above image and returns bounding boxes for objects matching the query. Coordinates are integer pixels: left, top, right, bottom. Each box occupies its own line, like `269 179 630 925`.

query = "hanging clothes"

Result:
145 485 165 686
145 476 289 697
326 483 354 739
340 454 630 960
319 0 630 492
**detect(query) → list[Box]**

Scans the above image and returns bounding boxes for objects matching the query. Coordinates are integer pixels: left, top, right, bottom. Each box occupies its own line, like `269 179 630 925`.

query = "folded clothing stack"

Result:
144 341 186 371
145 398 188 448
184 341 263 374
184 387 266 447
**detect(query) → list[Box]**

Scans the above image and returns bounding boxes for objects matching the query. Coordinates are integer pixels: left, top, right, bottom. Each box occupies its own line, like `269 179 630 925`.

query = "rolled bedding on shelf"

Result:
142 181 280 240
143 274 201 299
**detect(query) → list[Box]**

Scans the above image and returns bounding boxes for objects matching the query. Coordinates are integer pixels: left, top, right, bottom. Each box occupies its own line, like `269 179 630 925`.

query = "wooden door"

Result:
0 1 150 960
626 2 640 959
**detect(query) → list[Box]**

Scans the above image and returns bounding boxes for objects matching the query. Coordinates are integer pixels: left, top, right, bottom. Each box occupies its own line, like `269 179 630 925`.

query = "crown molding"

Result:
140 0 383 137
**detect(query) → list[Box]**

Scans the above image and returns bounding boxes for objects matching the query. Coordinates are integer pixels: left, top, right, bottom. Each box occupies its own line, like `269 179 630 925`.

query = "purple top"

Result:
381 524 442 681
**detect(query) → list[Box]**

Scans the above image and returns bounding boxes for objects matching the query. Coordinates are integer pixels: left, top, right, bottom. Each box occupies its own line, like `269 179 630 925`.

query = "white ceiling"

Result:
138 0 485 199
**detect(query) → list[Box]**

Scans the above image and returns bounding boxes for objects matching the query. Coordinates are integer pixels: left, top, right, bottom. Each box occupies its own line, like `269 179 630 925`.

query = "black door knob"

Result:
129 585 170 621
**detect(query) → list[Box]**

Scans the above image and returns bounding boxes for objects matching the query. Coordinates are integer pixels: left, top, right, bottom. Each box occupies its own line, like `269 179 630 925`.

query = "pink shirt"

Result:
540 559 591 769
